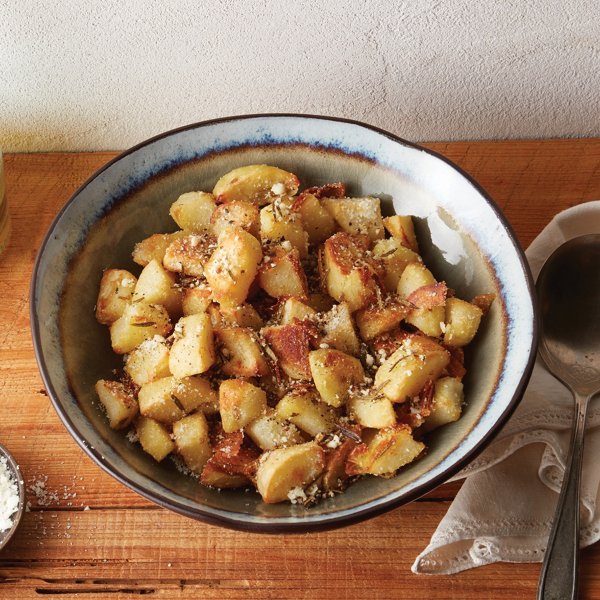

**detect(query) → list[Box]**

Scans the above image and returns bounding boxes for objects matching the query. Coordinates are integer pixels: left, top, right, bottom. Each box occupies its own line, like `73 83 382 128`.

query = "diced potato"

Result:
200 462 250 488
347 394 396 428
219 303 264 329
346 424 424 476
308 349 365 407
210 200 260 238
255 441 325 503
169 313 215 378
323 232 384 311
373 335 450 402
136 416 175 462
204 228 262 306
138 376 186 423
137 375 216 423
443 297 483 347
276 389 336 437
132 231 186 266
301 182 346 199
94 380 138 429
397 263 445 337
109 302 172 354
322 197 385 242
291 193 337 244
423 377 464 432
181 286 212 316
372 238 422 292
163 234 214 278
355 298 410 341
132 259 182 318
262 322 316 380
169 191 216 233
322 437 358 492
124 336 171 386
471 293 495 315
219 379 267 433
260 198 309 258
383 215 419 252
245 409 303 451
95 269 137 325
172 412 212 473
213 164 299 204
215 327 270 377
321 302 361 356
258 245 308 299
280 297 317 325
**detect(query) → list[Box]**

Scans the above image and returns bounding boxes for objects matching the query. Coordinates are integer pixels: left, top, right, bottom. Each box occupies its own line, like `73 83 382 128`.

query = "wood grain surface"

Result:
1 140 600 599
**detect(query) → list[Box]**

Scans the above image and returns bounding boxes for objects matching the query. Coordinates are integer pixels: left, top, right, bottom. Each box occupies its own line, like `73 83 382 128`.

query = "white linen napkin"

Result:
412 201 600 575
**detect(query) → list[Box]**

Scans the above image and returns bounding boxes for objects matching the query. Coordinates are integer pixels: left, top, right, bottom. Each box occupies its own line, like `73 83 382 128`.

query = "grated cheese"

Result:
0 456 20 532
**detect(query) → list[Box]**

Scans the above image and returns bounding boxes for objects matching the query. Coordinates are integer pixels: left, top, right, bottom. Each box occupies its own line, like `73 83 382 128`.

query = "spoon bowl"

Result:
536 233 600 600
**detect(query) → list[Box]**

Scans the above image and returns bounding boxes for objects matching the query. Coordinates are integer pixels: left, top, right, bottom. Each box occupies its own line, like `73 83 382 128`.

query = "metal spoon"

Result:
536 234 600 600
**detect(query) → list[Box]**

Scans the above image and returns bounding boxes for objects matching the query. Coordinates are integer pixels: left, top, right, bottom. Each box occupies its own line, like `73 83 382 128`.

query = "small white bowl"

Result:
0 443 25 550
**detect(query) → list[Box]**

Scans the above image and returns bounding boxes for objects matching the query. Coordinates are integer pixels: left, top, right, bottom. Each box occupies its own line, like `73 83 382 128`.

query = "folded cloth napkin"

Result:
412 201 600 575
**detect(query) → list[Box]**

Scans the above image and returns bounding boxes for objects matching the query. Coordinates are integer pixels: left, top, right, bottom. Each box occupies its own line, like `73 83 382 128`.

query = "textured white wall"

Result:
2 0 599 151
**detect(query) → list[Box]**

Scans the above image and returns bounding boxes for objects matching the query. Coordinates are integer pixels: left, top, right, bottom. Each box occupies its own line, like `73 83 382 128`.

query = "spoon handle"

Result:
537 390 590 600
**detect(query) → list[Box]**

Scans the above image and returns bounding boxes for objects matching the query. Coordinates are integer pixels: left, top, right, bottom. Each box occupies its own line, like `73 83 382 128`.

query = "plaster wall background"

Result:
2 0 599 151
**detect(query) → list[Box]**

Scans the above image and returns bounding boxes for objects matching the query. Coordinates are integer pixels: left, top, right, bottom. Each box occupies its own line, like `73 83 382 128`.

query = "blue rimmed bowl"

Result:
31 114 537 532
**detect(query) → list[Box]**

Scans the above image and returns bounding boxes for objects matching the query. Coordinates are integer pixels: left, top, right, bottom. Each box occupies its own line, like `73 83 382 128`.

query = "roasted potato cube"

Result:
245 409 303 451
163 234 214 278
373 335 450 402
308 349 365 407
136 416 175 462
210 200 260 238
138 375 216 422
255 441 325 504
347 394 396 428
132 259 182 318
276 389 336 437
323 232 384 311
443 297 483 347
200 462 250 488
372 238 422 292
94 380 138 429
322 197 384 242
322 436 358 492
215 327 270 377
204 228 262 306
291 193 337 244
219 303 264 329
355 298 410 341
280 297 317 325
258 245 308 299
124 336 171 386
262 322 317 380
132 231 186 266
169 313 215 378
172 412 212 473
181 286 212 316
383 215 419 252
213 164 299 204
109 302 172 354
346 424 424 476
96 269 137 325
423 377 464 432
397 263 445 337
321 302 360 356
260 198 309 257
169 191 216 233
219 379 267 433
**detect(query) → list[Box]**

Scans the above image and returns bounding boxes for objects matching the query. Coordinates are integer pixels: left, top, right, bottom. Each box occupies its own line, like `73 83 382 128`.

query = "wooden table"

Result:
1 140 600 599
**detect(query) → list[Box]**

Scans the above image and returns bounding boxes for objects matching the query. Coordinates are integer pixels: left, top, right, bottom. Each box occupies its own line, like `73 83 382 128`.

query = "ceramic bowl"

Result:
0 443 25 550
31 114 537 531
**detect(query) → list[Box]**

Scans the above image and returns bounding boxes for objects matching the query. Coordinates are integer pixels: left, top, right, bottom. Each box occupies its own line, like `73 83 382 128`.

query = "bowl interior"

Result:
32 116 536 530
